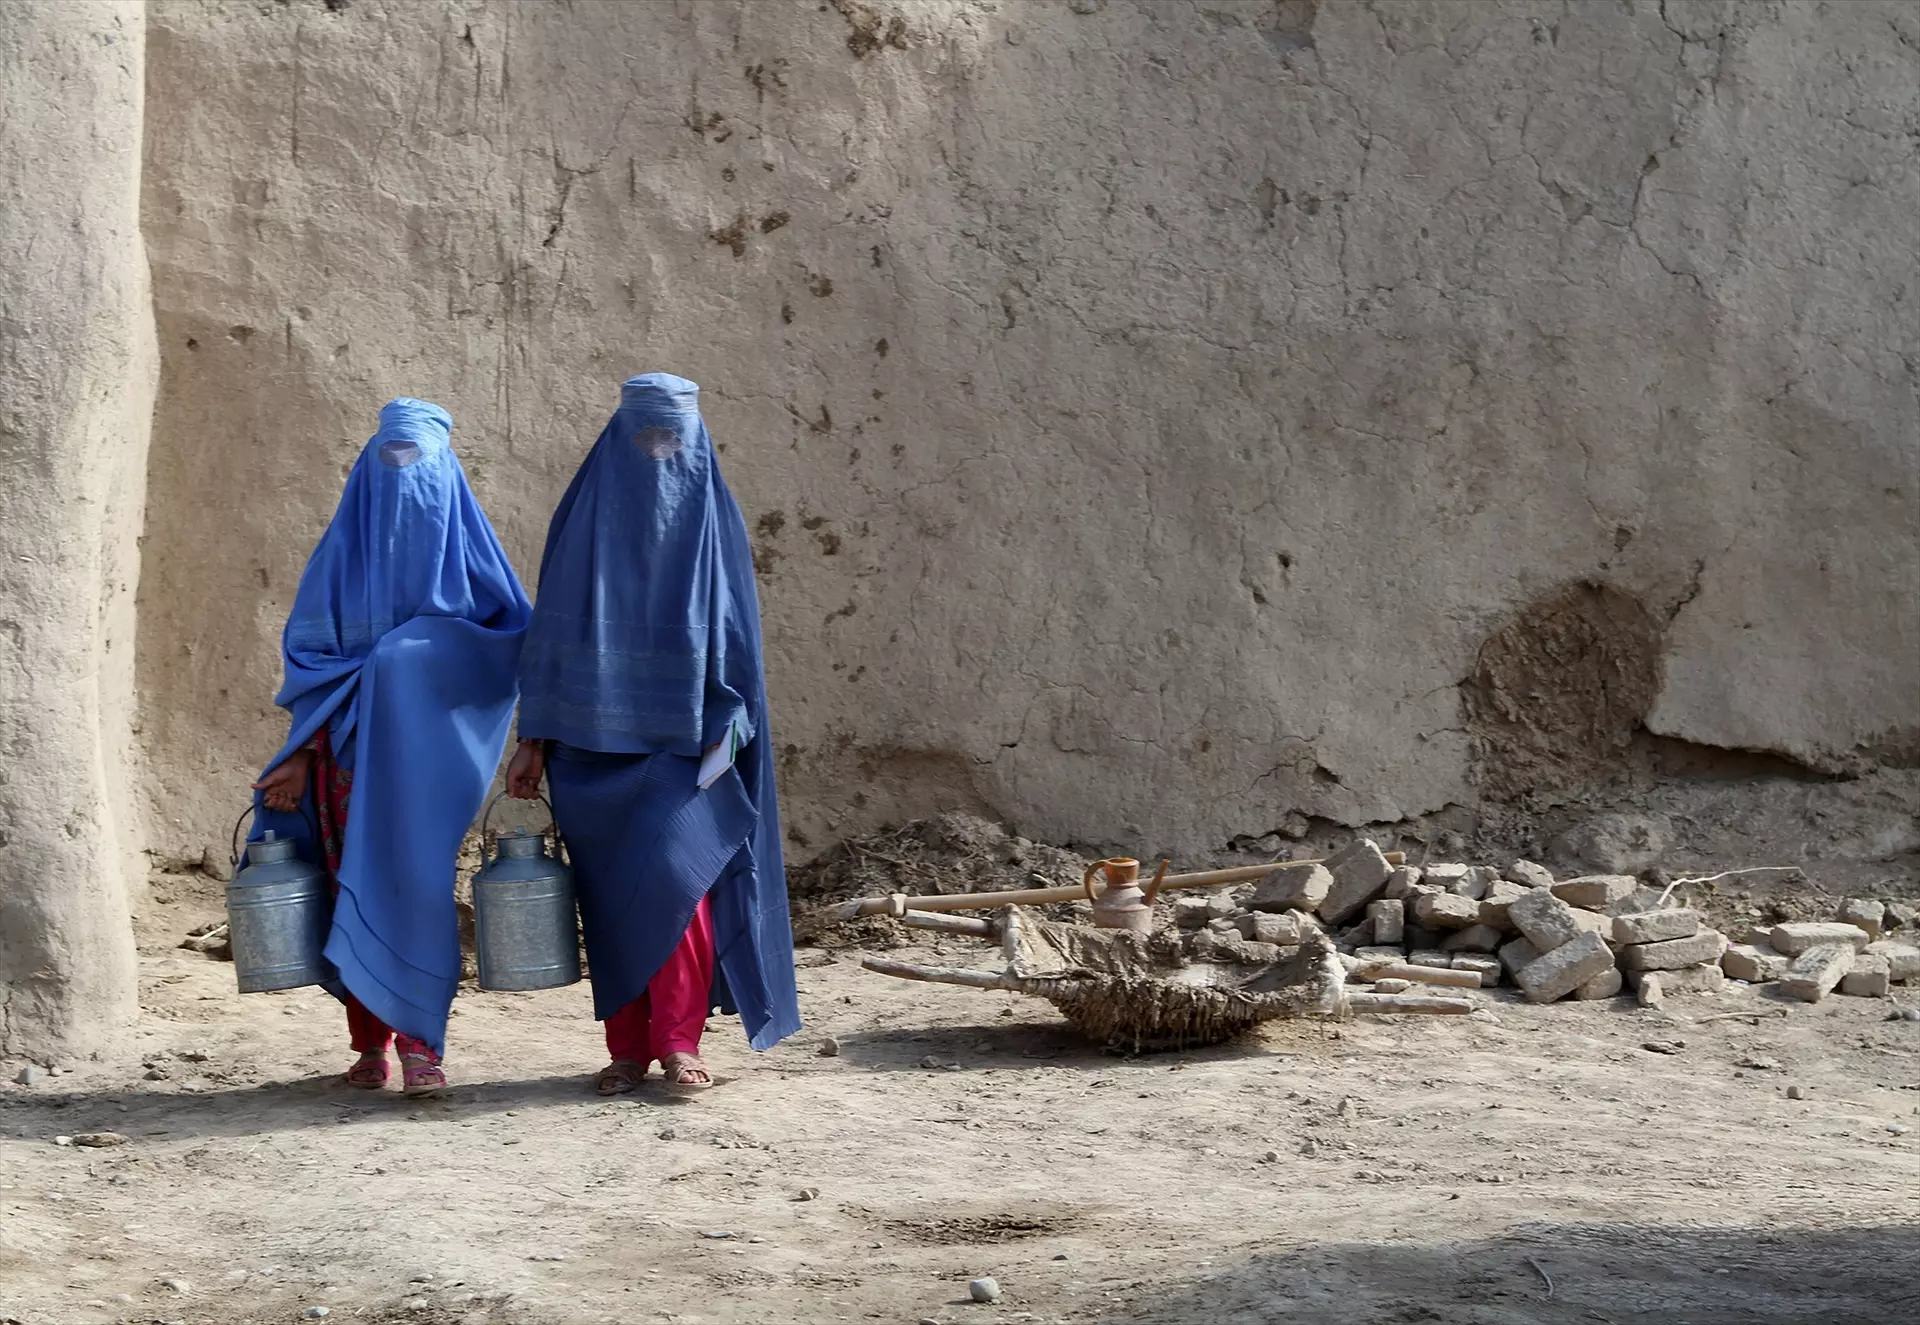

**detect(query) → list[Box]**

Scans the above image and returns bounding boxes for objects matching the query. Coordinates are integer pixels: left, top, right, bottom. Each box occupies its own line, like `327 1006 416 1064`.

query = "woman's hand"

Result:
251 749 314 813
506 739 546 800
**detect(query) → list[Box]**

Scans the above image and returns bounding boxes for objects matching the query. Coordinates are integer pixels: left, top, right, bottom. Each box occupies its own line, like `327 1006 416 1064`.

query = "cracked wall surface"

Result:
0 3 153 1058
134 0 1918 870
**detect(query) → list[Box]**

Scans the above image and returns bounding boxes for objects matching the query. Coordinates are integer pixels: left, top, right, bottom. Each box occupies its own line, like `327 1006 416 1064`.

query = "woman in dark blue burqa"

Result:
507 373 800 1093
252 399 530 1095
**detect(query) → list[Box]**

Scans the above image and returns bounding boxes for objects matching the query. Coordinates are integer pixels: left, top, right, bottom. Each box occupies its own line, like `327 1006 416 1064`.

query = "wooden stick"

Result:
1692 1007 1790 1025
1345 992 1476 1016
1353 961 1484 989
859 956 1020 990
896 911 998 938
822 851 1406 921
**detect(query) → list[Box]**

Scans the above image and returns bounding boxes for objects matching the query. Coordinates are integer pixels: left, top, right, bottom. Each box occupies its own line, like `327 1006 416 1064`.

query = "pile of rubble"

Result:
1173 840 1918 1008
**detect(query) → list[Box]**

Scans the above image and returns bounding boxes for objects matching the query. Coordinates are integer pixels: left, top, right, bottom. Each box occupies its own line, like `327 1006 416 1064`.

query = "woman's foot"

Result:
400 1052 448 1097
346 1050 390 1089
594 1058 646 1096
660 1052 713 1091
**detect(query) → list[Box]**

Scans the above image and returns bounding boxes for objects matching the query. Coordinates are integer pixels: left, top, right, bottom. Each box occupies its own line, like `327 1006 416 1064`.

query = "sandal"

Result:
660 1052 714 1092
346 1050 390 1090
400 1052 448 1098
595 1059 646 1096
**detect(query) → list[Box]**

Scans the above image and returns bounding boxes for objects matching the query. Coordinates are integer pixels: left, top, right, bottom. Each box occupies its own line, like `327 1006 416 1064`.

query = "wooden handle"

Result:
1345 992 1475 1015
860 956 1019 990
1351 961 1483 989
895 911 998 938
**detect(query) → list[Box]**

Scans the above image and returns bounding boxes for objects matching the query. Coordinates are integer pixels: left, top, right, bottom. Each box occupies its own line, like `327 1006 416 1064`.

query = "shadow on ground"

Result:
1098 1220 1920 1325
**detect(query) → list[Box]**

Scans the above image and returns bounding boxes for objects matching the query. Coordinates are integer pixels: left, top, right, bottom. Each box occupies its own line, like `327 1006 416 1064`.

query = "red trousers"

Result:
309 728 439 1064
602 895 715 1064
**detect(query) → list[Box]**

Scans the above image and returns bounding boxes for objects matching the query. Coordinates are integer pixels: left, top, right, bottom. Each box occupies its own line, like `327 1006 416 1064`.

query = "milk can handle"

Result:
230 800 324 868
478 791 565 868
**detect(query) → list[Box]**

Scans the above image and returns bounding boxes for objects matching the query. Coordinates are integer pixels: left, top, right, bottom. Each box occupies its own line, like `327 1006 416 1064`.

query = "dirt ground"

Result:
7 879 1920 1325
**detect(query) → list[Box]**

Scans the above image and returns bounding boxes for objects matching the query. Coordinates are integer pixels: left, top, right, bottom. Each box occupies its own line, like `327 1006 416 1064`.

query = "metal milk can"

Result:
227 819 334 993
471 794 581 992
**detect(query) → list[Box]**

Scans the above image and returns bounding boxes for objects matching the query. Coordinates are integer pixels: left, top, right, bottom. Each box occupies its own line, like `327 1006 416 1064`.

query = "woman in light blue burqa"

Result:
251 398 531 1096
507 373 800 1093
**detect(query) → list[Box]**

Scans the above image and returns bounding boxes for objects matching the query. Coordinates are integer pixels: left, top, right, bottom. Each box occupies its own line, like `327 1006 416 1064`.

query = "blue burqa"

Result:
250 398 531 1055
517 373 801 1052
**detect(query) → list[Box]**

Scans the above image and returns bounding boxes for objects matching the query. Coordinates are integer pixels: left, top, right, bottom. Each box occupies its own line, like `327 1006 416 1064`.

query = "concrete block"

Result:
1509 888 1584 951
1449 867 1496 901
1721 944 1790 983
1441 924 1503 954
1625 964 1725 995
1618 930 1727 972
1551 875 1639 910
1771 922 1871 955
1779 943 1855 1003
1608 885 1674 917
1409 949 1453 970
1381 865 1423 901
1450 955 1502 987
1244 912 1306 946
1613 909 1701 946
1174 896 1216 929
1477 880 1528 932
1421 864 1471 890
1838 899 1885 942
1355 945 1406 964
1498 936 1542 981
1865 940 1920 982
1413 892 1482 931
1317 840 1395 926
1368 898 1405 946
1839 953 1891 998
1371 978 1412 994
1569 908 1615 943
1574 967 1624 1001
1516 930 1616 1003
1503 859 1555 890
1249 864 1333 914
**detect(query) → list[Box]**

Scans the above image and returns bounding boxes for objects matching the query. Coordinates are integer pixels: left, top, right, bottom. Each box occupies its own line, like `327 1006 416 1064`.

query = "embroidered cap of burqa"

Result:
517 373 801 1052
250 398 531 1055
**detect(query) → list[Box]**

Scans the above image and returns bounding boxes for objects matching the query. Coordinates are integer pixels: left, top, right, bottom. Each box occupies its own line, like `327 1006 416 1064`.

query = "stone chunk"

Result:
1237 911 1306 946
1440 924 1503 954
1779 943 1855 1003
1408 949 1453 970
1838 899 1886 942
1498 936 1541 982
1354 945 1406 964
1450 955 1501 987
1607 885 1673 917
1637 973 1665 1008
1381 865 1423 901
1477 880 1528 932
1839 953 1891 998
1509 888 1584 952
1574 967 1624 1001
1175 896 1221 929
1503 859 1555 889
1886 901 1920 932
1368 899 1405 945
1771 922 1871 955
1372 978 1412 994
1516 930 1616 1003
1613 909 1701 946
1413 892 1482 931
1625 964 1725 995
1618 930 1727 972
1317 840 1395 926
1448 867 1496 901
1865 940 1920 982
1722 944 1790 983
1421 863 1471 890
1551 875 1638 910
1249 864 1333 914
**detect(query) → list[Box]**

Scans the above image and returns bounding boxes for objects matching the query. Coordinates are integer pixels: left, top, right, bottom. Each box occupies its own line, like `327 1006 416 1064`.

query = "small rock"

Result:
1787 1085 1807 1100
163 1277 192 1293
969 1277 1002 1303
1260 1149 1280 1163
303 1308 331 1320
53 1135 74 1147
402 1299 430 1312
795 1187 821 1201
1904 1008 1920 1023
1888 1123 1910 1136
700 1229 737 1240
817 1036 840 1058
13 1065 44 1086
143 1066 170 1081
1737 1056 1782 1071
919 1055 943 1070
1640 1039 1686 1055
72 1131 129 1148
176 1049 212 1063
